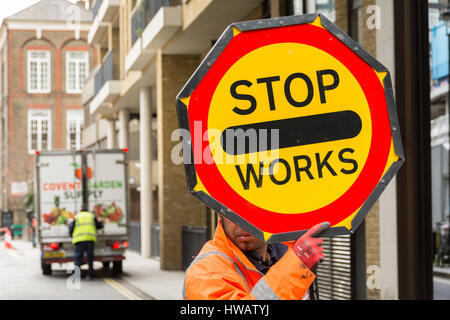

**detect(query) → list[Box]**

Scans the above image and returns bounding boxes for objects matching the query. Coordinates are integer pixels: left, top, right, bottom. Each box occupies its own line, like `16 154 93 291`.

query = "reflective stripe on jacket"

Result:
72 211 97 244
183 220 315 300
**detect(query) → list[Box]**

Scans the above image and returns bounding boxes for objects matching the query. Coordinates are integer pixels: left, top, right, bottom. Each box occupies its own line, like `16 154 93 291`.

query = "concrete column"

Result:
118 108 129 149
139 86 153 258
108 24 113 52
376 0 398 300
305 0 315 13
294 0 303 14
106 119 117 149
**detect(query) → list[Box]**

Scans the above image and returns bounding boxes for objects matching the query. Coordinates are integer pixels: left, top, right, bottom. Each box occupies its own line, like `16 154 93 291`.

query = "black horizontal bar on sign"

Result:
220 110 362 155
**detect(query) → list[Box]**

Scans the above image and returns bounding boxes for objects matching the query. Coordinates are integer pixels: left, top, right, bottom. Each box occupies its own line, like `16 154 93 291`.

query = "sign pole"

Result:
81 151 88 211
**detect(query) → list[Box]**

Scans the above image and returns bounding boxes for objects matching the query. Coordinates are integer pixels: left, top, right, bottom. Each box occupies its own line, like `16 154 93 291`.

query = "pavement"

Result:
433 265 450 279
121 250 186 300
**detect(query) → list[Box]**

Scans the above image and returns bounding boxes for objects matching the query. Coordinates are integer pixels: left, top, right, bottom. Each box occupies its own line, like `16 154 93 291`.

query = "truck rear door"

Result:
36 151 83 242
87 150 128 238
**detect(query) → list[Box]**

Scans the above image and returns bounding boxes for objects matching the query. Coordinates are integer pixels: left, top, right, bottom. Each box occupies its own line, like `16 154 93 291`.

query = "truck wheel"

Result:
41 261 52 275
112 261 122 275
102 261 110 270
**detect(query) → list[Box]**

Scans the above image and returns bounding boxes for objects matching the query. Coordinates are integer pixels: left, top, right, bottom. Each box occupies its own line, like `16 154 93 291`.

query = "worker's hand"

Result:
292 222 330 272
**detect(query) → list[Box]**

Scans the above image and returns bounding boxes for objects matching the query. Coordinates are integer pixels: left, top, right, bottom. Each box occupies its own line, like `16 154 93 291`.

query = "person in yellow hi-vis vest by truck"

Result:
69 204 103 279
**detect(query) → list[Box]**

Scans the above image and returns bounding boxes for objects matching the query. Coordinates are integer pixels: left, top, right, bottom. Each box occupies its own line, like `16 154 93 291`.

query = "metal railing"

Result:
92 0 103 19
81 64 101 105
94 50 114 96
131 0 171 46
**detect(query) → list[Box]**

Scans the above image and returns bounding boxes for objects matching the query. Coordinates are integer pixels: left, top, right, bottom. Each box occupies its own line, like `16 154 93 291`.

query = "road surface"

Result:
0 240 153 300
1 238 449 300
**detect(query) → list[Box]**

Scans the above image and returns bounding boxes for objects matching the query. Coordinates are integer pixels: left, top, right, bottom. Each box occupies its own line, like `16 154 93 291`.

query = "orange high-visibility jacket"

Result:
183 220 315 300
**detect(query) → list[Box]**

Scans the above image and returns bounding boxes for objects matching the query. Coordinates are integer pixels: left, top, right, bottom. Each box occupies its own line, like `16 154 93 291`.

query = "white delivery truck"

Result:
35 149 129 275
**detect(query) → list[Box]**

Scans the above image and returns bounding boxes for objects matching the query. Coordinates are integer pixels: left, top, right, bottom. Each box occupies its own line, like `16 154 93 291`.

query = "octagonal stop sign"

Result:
175 14 404 243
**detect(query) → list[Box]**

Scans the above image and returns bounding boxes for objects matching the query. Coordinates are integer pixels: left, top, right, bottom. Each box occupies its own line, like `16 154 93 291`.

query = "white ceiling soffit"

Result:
113 64 157 112
165 0 264 55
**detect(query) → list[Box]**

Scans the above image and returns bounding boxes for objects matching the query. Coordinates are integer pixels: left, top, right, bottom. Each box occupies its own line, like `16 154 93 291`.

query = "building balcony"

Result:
125 0 182 72
89 50 121 115
88 0 120 44
164 0 264 55
82 64 101 105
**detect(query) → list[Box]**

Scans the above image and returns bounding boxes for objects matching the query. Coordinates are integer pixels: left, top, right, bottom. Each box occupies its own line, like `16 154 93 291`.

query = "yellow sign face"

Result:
177 15 404 241
208 43 373 214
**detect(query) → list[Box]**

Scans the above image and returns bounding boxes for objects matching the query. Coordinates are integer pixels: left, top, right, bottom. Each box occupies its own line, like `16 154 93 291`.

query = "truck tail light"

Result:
50 242 59 250
111 241 129 250
43 243 60 251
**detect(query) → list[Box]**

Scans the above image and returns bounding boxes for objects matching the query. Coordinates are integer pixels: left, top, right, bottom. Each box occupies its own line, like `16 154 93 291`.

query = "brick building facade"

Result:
0 0 93 224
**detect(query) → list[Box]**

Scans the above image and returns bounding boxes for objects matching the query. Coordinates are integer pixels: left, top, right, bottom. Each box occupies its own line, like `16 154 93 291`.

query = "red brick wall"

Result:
4 28 94 219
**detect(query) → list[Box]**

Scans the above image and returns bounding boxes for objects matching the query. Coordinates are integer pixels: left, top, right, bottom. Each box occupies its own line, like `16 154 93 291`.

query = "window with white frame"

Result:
66 51 89 94
27 50 51 93
28 109 51 153
66 109 84 150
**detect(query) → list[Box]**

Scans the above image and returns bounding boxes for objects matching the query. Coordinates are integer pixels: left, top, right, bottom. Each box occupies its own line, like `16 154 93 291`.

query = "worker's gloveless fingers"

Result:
304 222 331 238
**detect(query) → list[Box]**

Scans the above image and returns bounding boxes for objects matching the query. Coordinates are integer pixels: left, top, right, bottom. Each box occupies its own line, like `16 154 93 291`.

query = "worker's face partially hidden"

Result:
221 217 266 254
